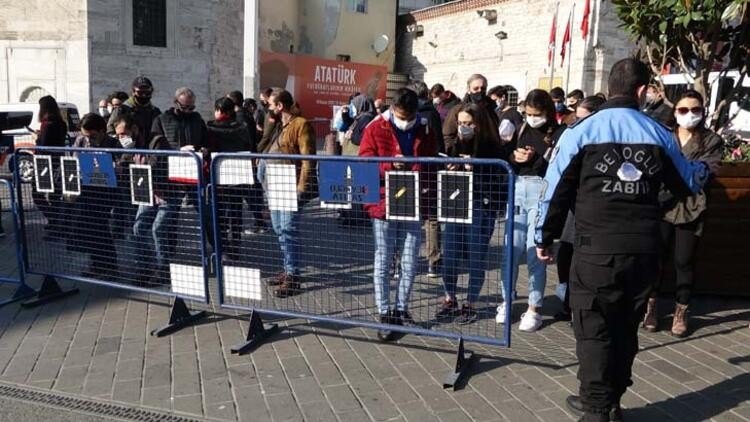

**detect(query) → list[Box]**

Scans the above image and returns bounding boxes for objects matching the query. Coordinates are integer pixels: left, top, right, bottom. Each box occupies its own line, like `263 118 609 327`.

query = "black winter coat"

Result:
207 119 252 153
151 108 208 151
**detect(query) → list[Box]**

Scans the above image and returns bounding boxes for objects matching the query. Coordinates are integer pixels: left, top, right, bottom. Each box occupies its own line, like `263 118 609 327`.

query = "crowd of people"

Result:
16 57 722 421
22 64 721 336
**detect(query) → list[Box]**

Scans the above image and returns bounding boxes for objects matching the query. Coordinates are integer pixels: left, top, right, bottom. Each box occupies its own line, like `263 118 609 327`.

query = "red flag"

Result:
548 6 558 67
581 0 591 40
560 9 572 67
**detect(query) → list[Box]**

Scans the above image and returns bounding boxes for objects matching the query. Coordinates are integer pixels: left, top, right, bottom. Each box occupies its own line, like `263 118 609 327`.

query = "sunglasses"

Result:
176 103 196 111
676 107 703 115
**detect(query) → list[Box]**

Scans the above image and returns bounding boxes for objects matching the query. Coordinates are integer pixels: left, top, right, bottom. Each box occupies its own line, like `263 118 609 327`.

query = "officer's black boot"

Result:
566 395 622 422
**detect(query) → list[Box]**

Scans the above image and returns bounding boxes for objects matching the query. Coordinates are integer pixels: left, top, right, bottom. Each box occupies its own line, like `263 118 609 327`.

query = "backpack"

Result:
344 111 376 146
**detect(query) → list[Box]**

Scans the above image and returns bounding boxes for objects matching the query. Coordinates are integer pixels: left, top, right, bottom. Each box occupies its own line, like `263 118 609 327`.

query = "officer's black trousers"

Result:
569 252 658 414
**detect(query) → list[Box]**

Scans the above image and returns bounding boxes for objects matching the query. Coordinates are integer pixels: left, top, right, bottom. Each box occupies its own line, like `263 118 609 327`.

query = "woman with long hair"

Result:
642 89 722 337
33 95 68 238
496 89 565 332
435 103 506 324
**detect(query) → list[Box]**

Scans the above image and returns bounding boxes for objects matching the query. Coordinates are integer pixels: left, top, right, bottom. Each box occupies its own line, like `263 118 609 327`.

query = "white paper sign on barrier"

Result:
217 157 254 186
169 263 205 299
223 267 262 301
168 156 199 184
266 164 298 212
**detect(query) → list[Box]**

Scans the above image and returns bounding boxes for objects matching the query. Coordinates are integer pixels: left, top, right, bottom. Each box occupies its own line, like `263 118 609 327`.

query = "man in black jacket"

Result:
209 97 253 261
151 87 208 151
410 81 444 277
535 59 708 422
227 91 258 152
642 84 674 127
107 76 161 148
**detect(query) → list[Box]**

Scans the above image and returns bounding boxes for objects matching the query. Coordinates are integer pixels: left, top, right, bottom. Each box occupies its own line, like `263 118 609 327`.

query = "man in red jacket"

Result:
359 88 438 341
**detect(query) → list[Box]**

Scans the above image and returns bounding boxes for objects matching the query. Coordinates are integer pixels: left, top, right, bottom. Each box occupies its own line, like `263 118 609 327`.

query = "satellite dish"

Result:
372 35 390 54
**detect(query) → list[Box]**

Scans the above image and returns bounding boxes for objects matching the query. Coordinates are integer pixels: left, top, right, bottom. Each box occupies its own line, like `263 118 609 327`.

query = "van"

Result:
0 102 81 182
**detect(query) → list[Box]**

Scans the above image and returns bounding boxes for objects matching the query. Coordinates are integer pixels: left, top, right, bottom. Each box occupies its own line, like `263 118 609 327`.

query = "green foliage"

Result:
612 0 748 101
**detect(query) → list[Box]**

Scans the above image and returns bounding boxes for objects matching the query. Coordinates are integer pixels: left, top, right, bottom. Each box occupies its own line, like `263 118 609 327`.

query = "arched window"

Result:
19 86 50 103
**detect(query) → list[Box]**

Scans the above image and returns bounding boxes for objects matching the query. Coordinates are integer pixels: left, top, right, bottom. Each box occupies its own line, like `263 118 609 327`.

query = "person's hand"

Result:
513 146 535 163
536 246 555 264
446 163 459 171
180 145 195 151
393 154 405 170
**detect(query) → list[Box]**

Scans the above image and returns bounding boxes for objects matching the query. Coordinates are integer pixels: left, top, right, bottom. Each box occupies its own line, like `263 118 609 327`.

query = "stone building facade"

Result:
396 0 637 99
1 0 243 116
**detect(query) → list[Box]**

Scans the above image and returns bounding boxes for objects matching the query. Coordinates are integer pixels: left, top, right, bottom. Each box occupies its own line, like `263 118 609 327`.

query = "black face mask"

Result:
134 95 151 106
469 92 485 104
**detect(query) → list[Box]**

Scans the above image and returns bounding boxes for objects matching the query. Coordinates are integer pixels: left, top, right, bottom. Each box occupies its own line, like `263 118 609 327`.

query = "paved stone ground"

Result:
2 203 750 421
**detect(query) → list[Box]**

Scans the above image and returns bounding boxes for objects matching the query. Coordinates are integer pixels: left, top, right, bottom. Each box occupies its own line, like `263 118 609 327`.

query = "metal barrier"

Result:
0 178 38 306
210 153 514 387
15 146 210 336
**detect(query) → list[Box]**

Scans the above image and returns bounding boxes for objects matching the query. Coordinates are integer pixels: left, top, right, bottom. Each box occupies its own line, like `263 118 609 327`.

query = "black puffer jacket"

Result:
207 119 252 153
151 108 208 151
235 110 258 152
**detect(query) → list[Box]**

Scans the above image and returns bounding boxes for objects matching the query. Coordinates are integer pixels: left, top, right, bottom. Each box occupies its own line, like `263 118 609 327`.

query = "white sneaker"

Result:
495 304 507 324
555 283 567 302
518 311 543 332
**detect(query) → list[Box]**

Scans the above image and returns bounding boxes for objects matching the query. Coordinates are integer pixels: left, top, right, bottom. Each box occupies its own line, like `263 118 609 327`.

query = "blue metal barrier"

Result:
14 146 210 335
0 178 38 306
210 153 515 385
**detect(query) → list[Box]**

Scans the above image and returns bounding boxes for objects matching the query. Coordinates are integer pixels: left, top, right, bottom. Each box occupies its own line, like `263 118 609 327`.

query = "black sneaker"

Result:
427 263 439 278
377 311 396 342
456 305 478 325
393 309 412 326
554 310 572 322
435 298 460 321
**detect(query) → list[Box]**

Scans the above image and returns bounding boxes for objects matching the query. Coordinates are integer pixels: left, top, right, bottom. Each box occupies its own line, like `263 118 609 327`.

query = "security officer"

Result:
534 58 709 422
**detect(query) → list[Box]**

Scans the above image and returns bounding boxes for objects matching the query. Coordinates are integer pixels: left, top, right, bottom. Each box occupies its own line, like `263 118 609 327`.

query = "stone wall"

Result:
87 0 244 117
0 0 90 111
396 0 637 99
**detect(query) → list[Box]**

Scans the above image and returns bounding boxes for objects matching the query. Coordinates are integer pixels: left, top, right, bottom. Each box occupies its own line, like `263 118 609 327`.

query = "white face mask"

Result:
99 107 109 116
119 136 135 149
526 115 547 129
458 125 475 140
432 97 441 105
675 112 703 129
392 116 416 132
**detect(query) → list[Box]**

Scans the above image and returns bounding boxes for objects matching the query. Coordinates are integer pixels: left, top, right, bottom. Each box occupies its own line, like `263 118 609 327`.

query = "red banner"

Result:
259 51 388 120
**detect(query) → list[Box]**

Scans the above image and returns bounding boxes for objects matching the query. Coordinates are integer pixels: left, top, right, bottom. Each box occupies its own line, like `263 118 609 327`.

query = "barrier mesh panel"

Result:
17 147 208 302
212 154 513 344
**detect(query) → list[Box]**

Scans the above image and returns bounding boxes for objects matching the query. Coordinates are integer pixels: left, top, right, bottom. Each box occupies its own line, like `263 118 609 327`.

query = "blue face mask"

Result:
349 102 357 118
555 102 566 113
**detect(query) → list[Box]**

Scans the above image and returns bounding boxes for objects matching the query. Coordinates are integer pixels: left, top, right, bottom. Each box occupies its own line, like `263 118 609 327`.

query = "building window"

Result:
133 0 167 47
348 0 367 14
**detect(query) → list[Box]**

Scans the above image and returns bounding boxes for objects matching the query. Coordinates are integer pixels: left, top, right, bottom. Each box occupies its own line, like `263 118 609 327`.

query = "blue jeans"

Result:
270 210 300 275
372 219 421 314
442 202 497 304
133 202 178 272
504 176 548 308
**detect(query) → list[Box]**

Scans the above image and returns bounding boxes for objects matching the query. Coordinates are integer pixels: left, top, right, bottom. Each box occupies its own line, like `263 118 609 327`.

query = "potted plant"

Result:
694 132 750 295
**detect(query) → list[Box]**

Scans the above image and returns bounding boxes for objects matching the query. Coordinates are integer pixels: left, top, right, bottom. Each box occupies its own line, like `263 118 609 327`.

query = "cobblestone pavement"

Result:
2 212 750 421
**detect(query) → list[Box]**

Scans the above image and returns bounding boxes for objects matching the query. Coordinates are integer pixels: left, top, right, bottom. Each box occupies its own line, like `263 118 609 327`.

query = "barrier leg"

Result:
443 338 476 391
231 310 279 355
151 297 207 337
21 276 79 308
0 283 37 308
